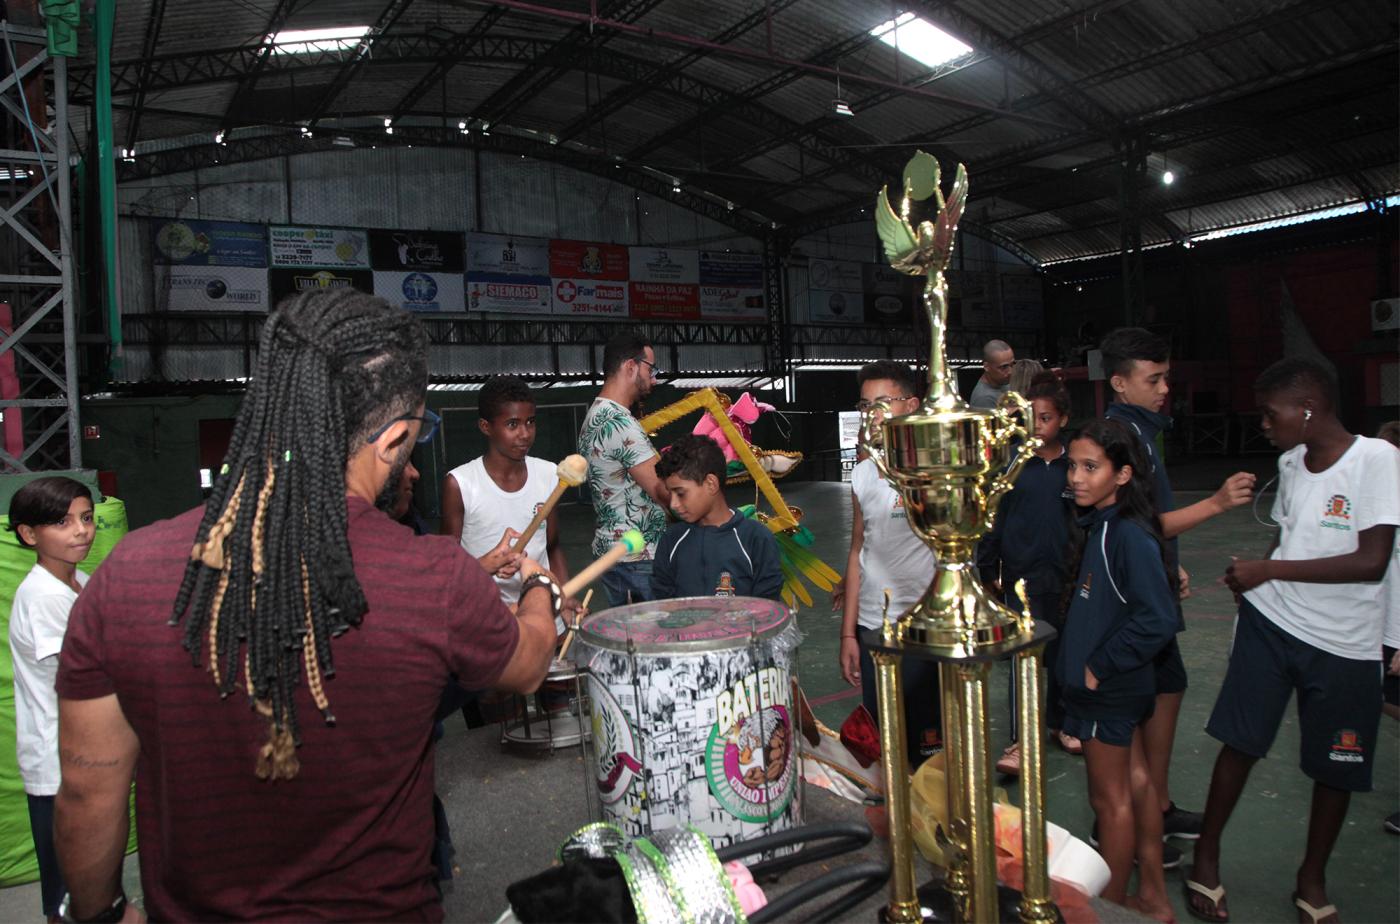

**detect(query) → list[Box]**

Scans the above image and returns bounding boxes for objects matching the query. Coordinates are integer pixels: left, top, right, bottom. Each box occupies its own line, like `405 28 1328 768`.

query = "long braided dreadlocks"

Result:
169 288 428 780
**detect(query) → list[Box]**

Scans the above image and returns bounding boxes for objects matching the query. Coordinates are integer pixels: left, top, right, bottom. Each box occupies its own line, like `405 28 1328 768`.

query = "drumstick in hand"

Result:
561 529 645 598
513 454 588 552
557 589 592 660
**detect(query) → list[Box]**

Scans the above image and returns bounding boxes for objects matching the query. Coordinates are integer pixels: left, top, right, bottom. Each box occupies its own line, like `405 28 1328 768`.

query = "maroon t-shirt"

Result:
57 496 519 921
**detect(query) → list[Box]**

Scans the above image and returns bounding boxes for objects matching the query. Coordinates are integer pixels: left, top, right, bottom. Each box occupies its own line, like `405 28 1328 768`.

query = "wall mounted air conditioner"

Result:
1372 298 1400 332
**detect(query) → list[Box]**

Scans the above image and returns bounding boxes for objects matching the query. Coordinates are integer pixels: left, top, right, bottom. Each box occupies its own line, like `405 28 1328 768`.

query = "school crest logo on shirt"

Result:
1078 573 1092 599
1320 494 1352 531
715 572 736 597
1328 728 1364 763
532 502 545 517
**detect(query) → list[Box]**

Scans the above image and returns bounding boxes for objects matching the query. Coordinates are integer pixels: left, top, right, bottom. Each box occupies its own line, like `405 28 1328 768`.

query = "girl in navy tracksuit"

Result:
1059 419 1178 922
978 371 1076 773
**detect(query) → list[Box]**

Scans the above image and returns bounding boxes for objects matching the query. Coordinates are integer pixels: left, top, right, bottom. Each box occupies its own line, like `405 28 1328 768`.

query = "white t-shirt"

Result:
852 458 937 629
9 563 88 795
1382 533 1400 649
449 456 555 609
1246 436 1400 660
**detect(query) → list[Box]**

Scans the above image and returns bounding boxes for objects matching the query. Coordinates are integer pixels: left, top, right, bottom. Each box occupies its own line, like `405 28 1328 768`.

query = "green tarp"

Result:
0 497 133 886
39 0 80 57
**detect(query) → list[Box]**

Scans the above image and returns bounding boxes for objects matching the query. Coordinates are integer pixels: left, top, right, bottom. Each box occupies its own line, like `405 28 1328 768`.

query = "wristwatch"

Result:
518 572 563 619
59 891 127 924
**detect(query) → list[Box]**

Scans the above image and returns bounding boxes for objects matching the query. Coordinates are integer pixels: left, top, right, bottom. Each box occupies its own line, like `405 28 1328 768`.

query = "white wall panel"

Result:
393 147 476 231
288 148 399 227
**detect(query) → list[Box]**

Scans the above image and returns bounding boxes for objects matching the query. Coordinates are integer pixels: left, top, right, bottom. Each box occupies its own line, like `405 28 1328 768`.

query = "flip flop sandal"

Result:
1057 730 1084 755
1293 893 1338 924
1184 870 1228 923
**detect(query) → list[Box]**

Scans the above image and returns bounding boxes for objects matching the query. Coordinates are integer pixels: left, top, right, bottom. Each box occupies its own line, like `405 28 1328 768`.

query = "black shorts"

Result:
1060 713 1139 748
1385 645 1399 708
26 793 65 916
1154 635 1188 695
1207 599 1382 792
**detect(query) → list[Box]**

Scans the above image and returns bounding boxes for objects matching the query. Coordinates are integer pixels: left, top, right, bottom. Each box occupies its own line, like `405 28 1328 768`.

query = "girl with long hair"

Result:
1058 419 1179 922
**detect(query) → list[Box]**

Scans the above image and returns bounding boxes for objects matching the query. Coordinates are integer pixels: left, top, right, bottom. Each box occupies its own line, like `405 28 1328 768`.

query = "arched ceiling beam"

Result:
113 125 780 238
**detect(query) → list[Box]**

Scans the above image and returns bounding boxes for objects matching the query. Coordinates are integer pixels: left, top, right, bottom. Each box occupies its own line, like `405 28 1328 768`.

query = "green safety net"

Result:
0 498 135 886
39 0 80 57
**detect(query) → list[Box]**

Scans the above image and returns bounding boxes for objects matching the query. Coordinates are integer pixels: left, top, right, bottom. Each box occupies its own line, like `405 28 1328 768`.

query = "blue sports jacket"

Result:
977 447 1074 600
1056 505 1178 721
1105 402 1184 631
650 509 785 602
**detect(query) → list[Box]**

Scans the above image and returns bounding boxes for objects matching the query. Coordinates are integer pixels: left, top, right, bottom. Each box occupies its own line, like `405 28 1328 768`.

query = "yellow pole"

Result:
1016 647 1057 923
939 663 969 913
959 663 998 923
874 650 922 923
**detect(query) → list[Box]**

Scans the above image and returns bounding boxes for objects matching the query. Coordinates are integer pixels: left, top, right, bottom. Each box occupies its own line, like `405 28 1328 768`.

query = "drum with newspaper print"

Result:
576 596 803 849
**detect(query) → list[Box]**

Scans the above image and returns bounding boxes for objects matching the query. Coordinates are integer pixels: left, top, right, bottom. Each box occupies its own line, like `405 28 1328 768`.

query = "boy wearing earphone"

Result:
1186 357 1399 924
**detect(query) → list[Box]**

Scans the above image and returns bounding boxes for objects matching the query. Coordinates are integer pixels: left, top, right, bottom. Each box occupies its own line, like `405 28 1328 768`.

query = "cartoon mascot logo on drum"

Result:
591 683 641 803
705 667 796 823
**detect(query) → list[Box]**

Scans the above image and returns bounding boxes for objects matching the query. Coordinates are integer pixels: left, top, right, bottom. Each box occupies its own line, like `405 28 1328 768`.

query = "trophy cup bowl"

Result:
861 390 1038 654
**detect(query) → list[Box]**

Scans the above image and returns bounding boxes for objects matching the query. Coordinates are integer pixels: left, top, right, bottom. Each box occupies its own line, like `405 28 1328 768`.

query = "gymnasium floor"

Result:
3 469 1396 922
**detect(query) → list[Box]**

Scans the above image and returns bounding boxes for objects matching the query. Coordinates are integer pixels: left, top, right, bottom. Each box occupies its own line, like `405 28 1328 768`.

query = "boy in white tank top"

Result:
837 361 941 766
440 376 577 631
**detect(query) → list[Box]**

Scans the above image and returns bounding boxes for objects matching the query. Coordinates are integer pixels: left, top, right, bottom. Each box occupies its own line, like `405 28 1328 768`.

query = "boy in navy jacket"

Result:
1100 327 1255 850
650 434 784 601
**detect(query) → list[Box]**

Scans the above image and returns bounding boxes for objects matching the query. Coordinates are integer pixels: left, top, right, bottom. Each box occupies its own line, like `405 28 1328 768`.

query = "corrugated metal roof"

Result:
69 0 1399 264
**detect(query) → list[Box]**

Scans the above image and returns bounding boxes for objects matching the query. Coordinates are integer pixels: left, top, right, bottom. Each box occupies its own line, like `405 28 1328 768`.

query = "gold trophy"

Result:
860 152 1058 924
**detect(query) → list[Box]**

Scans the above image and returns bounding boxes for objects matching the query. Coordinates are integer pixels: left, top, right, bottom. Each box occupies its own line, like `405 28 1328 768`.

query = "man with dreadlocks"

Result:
51 289 559 922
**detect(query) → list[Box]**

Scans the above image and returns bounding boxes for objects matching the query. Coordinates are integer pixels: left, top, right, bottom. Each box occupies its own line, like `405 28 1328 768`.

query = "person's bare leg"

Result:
1144 689 1185 813
1293 782 1349 923
1127 730 1174 922
1084 737 1135 904
1188 745 1257 921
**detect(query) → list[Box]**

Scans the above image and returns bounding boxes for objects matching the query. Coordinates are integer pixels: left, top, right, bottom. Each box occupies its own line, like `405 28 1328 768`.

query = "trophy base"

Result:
914 878 1063 924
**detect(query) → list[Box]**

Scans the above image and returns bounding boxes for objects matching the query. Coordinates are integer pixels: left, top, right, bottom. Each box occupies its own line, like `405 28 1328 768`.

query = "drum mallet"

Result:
556 589 592 661
561 529 645 598
512 454 588 552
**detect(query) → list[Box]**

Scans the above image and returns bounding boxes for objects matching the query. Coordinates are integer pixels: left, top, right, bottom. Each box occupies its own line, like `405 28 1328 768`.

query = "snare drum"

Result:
576 596 803 849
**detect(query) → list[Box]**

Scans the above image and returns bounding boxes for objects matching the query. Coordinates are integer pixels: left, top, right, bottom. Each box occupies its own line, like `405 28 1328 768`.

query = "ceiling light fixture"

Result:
832 65 854 118
1162 169 1175 185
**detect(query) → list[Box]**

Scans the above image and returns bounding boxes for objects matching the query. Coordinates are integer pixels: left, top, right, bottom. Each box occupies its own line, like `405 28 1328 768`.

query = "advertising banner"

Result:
807 259 863 293
630 281 700 320
269 226 371 269
269 267 374 304
151 218 268 267
550 239 628 280
807 289 863 324
154 265 270 311
373 270 466 313
552 278 628 316
368 228 465 273
465 233 552 314
862 263 914 325
699 251 765 320
629 247 699 285
807 259 864 324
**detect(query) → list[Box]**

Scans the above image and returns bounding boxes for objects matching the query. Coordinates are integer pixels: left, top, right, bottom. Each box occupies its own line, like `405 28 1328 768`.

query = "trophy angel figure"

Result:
875 150 968 407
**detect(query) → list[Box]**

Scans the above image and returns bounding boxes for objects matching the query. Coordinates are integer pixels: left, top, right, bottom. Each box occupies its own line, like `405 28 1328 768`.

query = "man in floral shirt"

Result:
579 330 670 604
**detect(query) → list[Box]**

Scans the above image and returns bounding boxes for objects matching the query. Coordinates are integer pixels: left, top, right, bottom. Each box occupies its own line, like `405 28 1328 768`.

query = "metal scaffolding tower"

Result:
0 21 80 472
